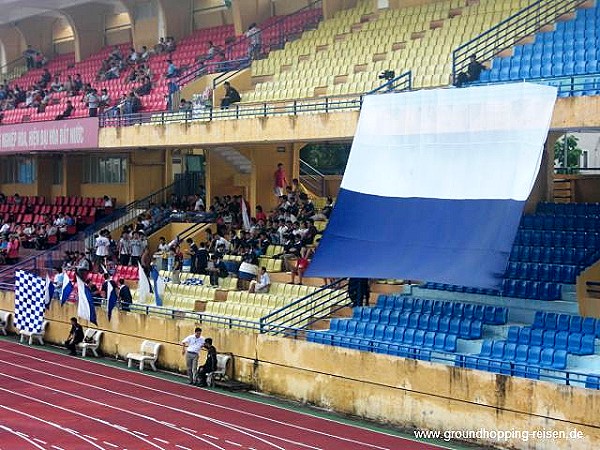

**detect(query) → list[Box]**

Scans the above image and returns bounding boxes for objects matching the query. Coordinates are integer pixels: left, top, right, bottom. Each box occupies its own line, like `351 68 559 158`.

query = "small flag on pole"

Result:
60 272 73 305
150 266 165 307
107 279 118 321
137 263 151 304
44 274 55 310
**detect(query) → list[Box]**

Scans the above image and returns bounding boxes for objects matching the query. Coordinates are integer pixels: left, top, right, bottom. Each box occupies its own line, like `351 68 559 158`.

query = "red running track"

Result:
0 339 447 450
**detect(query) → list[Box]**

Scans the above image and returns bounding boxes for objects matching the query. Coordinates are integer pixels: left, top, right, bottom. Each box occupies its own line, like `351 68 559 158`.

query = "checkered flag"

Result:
14 270 46 333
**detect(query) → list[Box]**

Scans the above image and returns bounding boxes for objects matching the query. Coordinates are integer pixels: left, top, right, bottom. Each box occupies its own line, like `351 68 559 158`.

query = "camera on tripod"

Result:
378 70 395 81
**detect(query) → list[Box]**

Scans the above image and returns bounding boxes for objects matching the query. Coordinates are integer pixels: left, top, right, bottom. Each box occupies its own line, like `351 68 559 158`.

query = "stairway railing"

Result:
259 278 351 336
452 0 589 84
300 159 327 197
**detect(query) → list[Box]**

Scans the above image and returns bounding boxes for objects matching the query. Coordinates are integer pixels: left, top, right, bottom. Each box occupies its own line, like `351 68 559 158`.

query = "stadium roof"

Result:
0 0 124 25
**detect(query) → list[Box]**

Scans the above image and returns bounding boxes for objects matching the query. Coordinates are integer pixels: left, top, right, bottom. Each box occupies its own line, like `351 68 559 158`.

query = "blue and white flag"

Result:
106 280 118 321
44 274 55 310
60 272 73 305
14 270 45 334
307 83 557 288
150 266 165 307
76 274 97 325
137 262 151 304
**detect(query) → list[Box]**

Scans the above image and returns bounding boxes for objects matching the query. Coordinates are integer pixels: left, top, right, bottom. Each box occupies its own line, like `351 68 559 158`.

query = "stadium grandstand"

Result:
0 0 600 448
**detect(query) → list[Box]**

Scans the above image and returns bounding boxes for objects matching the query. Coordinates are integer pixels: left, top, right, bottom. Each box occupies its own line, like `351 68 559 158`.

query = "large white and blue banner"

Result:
307 83 557 288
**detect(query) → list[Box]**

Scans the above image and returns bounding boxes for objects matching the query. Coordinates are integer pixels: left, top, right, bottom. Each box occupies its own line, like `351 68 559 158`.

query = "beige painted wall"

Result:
0 290 598 450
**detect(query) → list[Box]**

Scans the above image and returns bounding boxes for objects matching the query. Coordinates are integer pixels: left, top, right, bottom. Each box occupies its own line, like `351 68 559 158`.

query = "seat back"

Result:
141 340 161 360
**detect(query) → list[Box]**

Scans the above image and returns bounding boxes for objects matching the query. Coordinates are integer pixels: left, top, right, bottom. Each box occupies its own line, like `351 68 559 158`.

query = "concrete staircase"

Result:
211 147 252 174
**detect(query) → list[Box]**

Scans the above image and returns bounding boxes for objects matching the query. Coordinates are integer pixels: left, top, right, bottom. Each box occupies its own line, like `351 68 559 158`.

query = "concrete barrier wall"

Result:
1 290 598 449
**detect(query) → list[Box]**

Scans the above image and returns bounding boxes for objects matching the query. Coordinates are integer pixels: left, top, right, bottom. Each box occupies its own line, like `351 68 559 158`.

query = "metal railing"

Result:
471 71 600 98
177 0 323 87
452 0 589 84
299 159 327 197
366 70 412 95
259 278 352 336
100 93 365 127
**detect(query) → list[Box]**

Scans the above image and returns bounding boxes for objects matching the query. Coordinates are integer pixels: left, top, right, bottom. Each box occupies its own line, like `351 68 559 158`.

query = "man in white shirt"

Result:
249 266 270 293
95 230 110 266
181 327 205 384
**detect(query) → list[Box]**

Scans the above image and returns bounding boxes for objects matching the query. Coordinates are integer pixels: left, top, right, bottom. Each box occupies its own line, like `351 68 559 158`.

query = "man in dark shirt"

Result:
220 82 241 109
65 317 84 355
196 338 218 387
455 54 487 87
118 278 132 311
186 238 199 273
56 100 74 120
197 242 209 274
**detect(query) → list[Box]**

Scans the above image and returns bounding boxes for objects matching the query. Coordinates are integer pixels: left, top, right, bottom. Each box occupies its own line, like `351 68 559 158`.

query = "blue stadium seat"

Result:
530 328 544 346
555 331 569 351
413 330 425 346
418 314 430 330
533 311 546 329
525 366 541 380
585 376 600 389
527 346 542 365
491 341 506 359
518 327 532 345
438 316 450 333
582 317 596 335
504 342 517 360
362 323 376 338
403 328 415 345
542 330 556 348
376 295 387 308
580 334 596 355
383 325 395 342
567 333 584 354
552 350 568 370
570 316 583 333
444 334 458 352
398 312 410 328
449 317 461 335
557 314 571 331
369 309 381 323
408 313 419 329
388 309 401 326
432 300 443 316
429 315 440 332
469 320 483 339
355 321 367 336
379 309 391 325
540 348 555 368
480 340 493 357
515 280 528 298
546 313 558 330
515 345 529 364
507 326 520 343
423 332 436 349
374 324 386 341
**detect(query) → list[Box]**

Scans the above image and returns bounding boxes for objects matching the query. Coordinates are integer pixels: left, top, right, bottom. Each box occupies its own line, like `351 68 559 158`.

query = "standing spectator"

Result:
165 59 180 79
64 317 84 356
196 338 218 387
155 37 167 54
186 238 199 273
181 327 205 384
23 45 37 70
118 232 131 266
197 241 209 275
5 234 20 264
220 81 240 109
130 231 144 265
118 278 132 312
207 254 227 286
245 23 262 60
94 230 110 267
274 163 288 197
85 89 100 117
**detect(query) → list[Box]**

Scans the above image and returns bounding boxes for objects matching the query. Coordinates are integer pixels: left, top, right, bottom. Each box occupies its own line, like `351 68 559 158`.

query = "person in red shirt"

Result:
6 234 20 264
274 163 288 197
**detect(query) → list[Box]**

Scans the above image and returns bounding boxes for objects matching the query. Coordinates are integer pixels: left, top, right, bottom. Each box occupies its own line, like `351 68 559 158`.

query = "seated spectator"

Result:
39 68 51 88
198 86 213 109
35 52 48 68
455 54 487 87
50 76 63 92
207 254 227 286
220 82 240 109
104 63 120 80
135 76 152 96
103 195 113 208
138 46 150 63
179 98 192 114
99 88 111 112
109 45 123 62
248 266 270 293
196 338 217 387
127 47 139 66
64 317 84 356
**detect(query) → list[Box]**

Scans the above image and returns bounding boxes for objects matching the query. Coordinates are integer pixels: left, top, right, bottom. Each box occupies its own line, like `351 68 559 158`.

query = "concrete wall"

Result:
1 290 598 450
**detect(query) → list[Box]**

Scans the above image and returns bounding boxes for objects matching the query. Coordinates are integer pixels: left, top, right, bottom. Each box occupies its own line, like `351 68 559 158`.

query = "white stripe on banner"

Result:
342 83 557 200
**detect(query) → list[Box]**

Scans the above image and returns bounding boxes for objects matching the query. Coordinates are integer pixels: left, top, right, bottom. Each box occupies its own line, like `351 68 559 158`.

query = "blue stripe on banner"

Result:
305 188 524 288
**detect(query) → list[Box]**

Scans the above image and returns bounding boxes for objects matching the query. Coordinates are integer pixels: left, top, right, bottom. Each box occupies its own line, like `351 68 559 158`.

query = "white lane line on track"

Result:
176 446 192 450
103 441 119 448
52 446 66 450
180 427 197 434
0 347 391 450
0 404 106 450
0 369 224 450
32 438 47 444
132 431 148 437
203 434 219 440
225 440 243 447
84 435 98 441
0 382 161 450
0 359 277 450
0 425 47 450
153 437 170 444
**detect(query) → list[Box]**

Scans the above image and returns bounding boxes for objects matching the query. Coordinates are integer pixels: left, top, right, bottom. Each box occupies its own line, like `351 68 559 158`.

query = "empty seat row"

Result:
479 340 568 370
374 296 507 324
505 262 578 284
537 202 600 216
309 324 458 353
532 311 600 337
521 214 600 231
509 245 592 265
506 327 596 355
502 280 562 300
514 229 600 249
333 313 482 340
421 282 500 296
